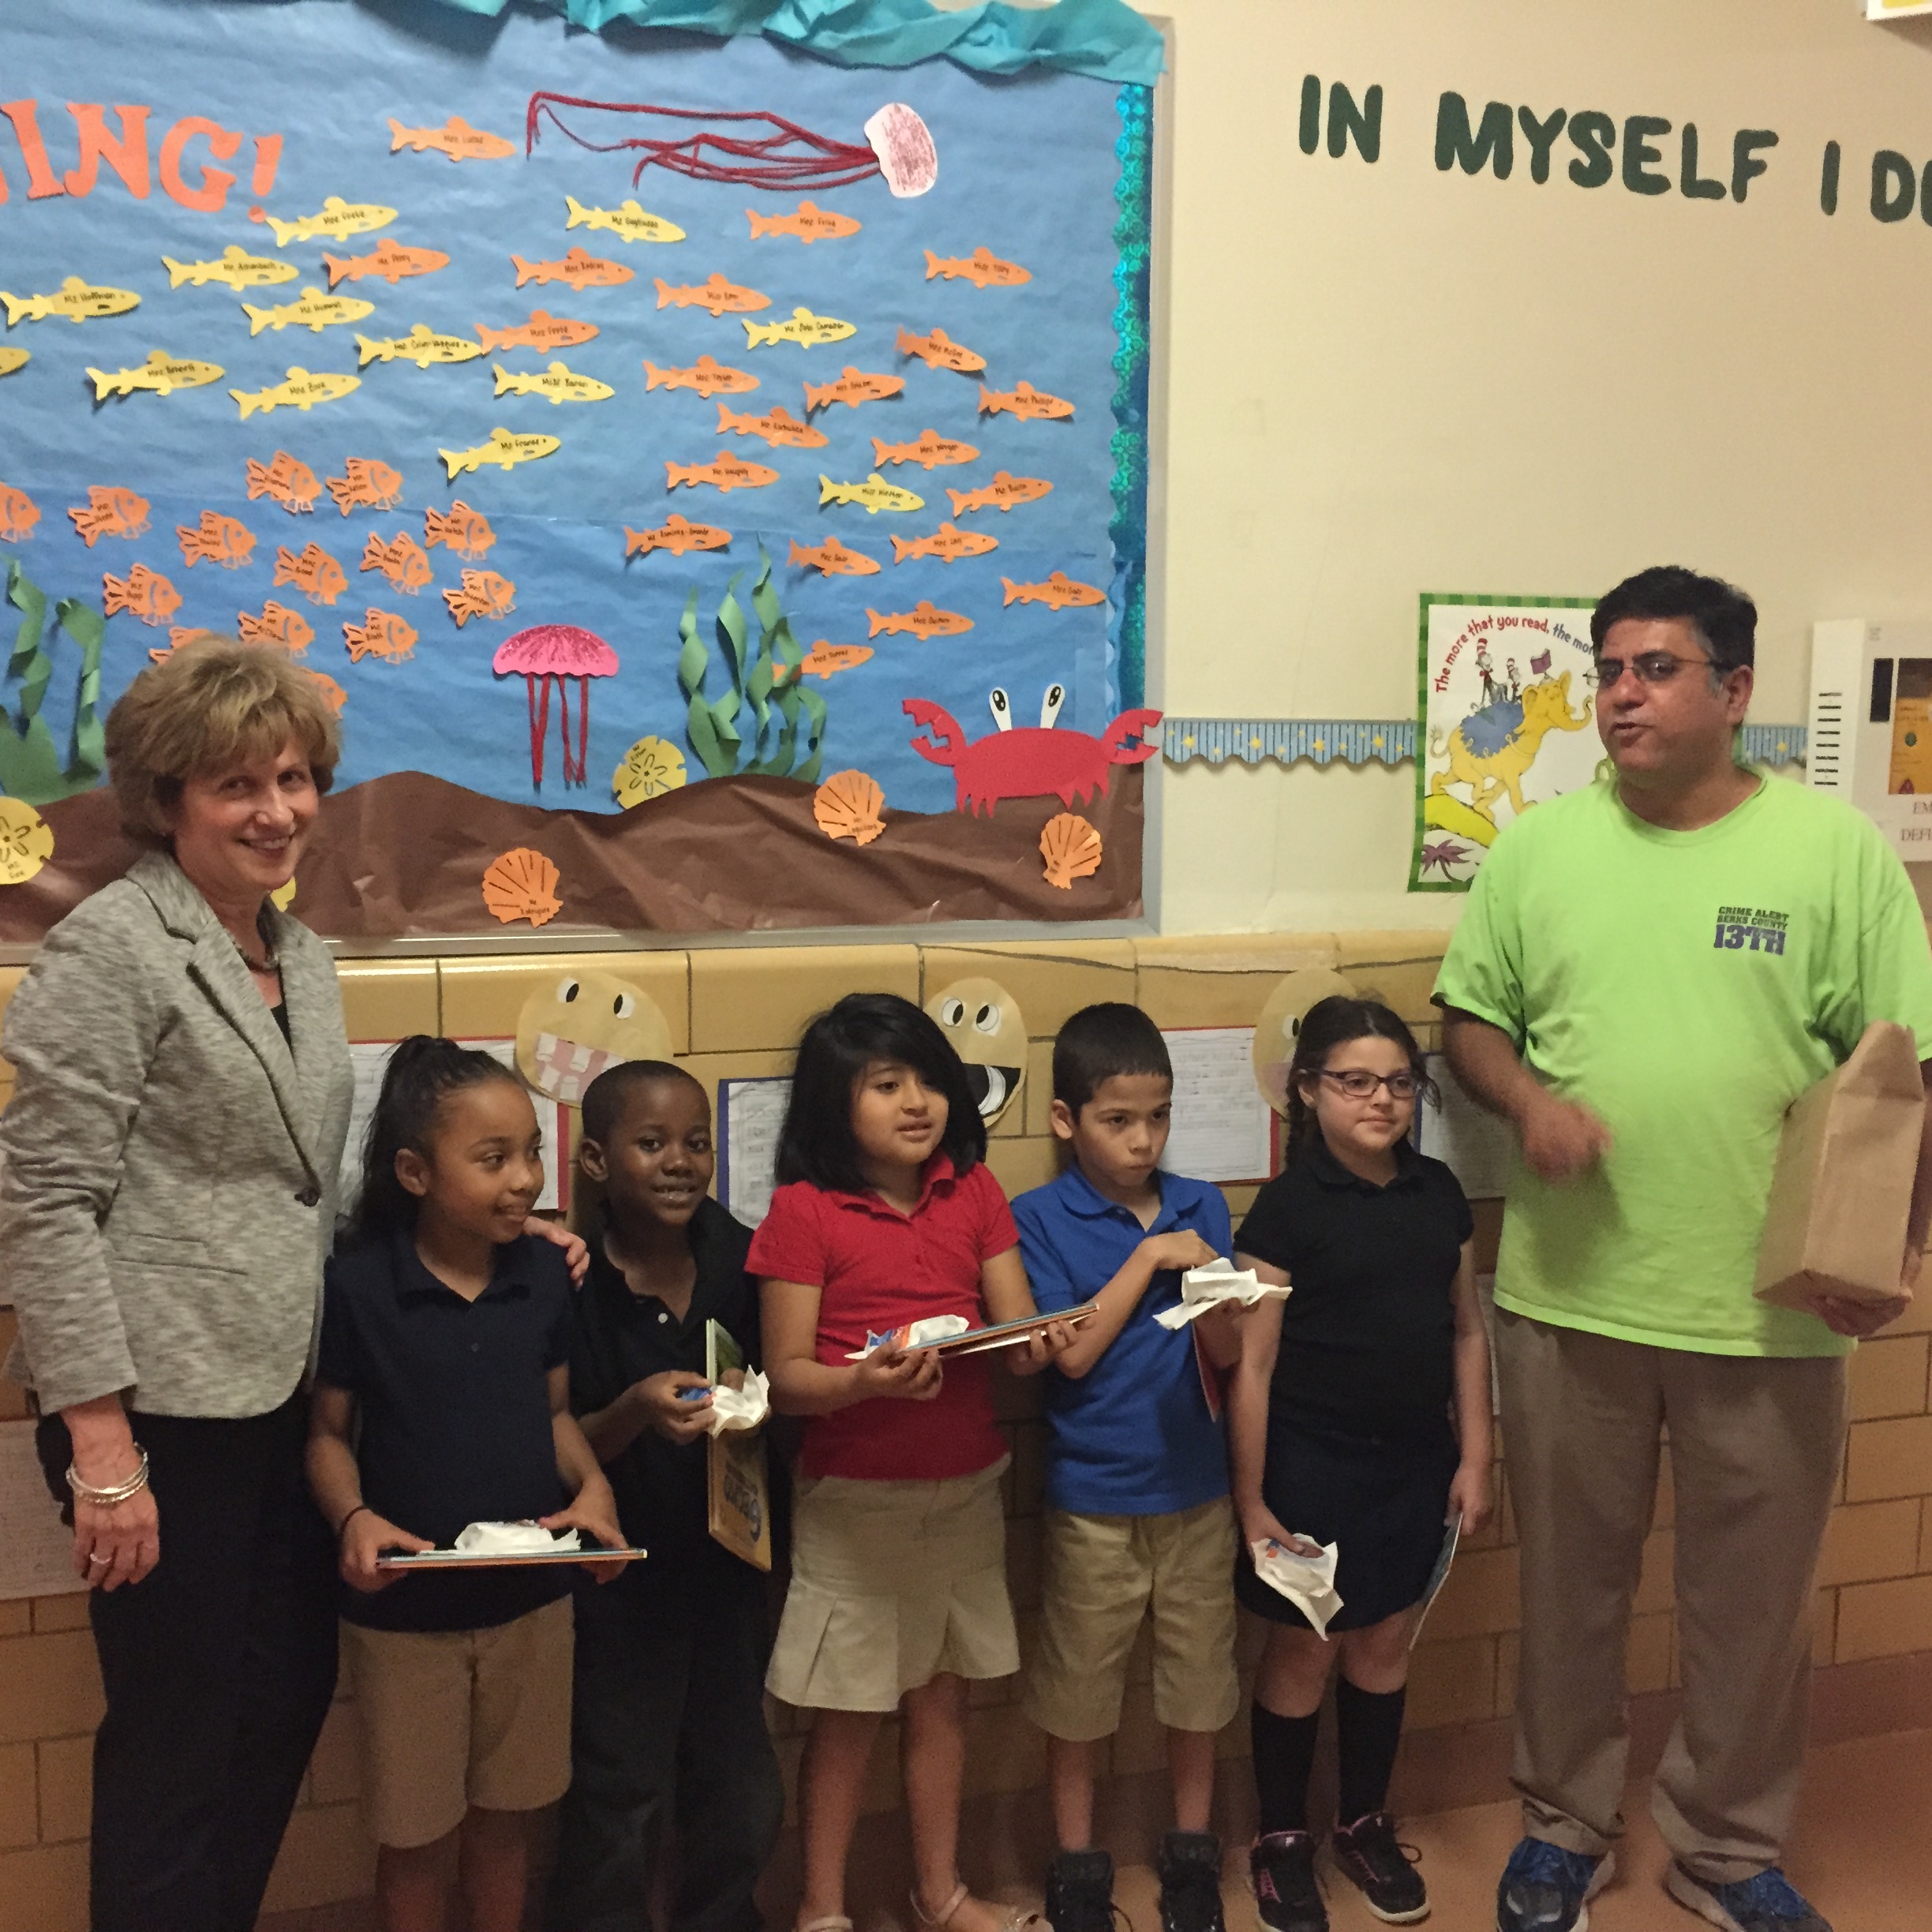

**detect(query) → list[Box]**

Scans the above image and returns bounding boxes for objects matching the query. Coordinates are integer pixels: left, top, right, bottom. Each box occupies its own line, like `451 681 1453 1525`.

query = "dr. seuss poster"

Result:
0 0 1160 942
1411 593 1598 892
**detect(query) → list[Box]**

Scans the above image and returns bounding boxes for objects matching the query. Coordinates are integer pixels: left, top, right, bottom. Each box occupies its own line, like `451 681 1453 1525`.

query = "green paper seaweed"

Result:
0 560 107 806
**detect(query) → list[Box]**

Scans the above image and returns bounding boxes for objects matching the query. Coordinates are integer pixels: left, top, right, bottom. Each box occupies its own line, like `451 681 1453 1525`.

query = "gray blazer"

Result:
0 852 354 1417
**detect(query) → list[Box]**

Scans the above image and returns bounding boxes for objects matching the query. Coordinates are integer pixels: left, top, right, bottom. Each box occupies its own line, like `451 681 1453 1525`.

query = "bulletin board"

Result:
0 0 1162 945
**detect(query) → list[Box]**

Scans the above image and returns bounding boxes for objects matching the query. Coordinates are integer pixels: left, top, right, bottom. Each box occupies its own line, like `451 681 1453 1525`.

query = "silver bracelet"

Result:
67 1450 150 1508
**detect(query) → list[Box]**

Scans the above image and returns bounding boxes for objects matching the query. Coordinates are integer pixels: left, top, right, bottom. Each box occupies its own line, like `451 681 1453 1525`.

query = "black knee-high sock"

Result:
1335 1679 1406 1825
1251 1702 1321 1835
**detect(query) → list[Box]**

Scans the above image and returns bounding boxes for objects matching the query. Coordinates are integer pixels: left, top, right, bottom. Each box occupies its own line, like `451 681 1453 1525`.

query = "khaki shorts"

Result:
341 1596 574 1848
1024 1496 1240 1742
768 1457 1019 1713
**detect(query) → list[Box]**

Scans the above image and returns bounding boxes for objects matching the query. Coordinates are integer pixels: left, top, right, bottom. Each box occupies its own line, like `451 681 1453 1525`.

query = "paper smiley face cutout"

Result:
515 968 674 1107
927 975 1028 1125
1252 969 1359 1116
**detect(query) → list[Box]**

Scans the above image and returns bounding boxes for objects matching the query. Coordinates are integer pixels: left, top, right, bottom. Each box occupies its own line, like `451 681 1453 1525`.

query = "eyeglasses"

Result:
1319 1069 1419 1100
1584 652 1717 691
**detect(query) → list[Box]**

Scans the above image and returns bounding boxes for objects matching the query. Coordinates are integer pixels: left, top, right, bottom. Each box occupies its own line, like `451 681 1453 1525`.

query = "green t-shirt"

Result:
1434 769 1932 1357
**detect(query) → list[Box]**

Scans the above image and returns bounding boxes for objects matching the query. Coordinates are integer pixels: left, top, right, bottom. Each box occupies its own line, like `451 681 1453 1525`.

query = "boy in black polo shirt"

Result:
547 1060 784 1932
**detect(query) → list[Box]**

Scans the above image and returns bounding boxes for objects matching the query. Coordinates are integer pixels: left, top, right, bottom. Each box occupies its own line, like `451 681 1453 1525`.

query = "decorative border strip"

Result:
1109 83 1153 713
1162 720 1808 769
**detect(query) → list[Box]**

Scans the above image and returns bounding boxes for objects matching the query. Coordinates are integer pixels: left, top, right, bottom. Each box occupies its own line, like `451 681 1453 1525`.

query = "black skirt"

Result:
1235 1417 1458 1633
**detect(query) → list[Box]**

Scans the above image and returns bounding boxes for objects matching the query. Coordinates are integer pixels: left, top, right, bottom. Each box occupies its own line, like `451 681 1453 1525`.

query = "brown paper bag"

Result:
1754 1020 1925 1310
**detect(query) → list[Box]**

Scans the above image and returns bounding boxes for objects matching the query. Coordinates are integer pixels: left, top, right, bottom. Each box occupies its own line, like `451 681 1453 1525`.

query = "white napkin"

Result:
453 1520 582 1555
844 1313 971 1359
1153 1257 1292 1329
1249 1536 1344 1637
705 1368 770 1436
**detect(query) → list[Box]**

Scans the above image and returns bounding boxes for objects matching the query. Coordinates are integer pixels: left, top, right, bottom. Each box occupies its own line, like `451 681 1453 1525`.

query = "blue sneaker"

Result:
1664 1863 1831 1932
1496 1838 1613 1932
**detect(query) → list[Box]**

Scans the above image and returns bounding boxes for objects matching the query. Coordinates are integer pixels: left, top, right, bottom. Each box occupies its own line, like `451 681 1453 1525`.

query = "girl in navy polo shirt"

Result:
751 993 1074 1932
1227 998 1493 1932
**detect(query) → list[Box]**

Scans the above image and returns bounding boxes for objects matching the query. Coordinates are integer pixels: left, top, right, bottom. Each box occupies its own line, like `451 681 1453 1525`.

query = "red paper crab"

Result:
904 685 1162 816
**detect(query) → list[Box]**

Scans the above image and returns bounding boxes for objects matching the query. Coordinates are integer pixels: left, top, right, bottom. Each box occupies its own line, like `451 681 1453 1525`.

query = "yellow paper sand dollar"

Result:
612 735 687 806
1252 969 1360 1115
0 798 54 885
270 878 298 910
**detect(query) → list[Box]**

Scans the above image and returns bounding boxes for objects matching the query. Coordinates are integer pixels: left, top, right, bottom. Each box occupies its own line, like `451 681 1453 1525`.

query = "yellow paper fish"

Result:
388 115 517 163
564 196 686 245
745 306 856 351
818 472 925 515
440 427 562 480
0 348 29 378
264 197 399 247
355 325 485 369
87 350 226 401
492 361 616 404
162 246 298 292
1 279 141 326
242 286 376 337
230 367 361 421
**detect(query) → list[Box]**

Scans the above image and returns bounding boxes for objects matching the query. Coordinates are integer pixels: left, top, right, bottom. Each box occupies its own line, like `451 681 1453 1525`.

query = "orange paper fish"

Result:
305 670 348 713
360 530 432 594
803 367 905 414
103 563 181 627
176 511 256 570
644 354 759 398
326 459 403 515
716 402 826 449
67 485 152 546
924 247 1031 288
747 200 862 244
237 600 314 653
947 471 1053 517
343 607 419 662
1003 571 1103 610
895 326 986 375
624 515 731 559
0 482 39 542
273 541 348 607
477 309 600 353
788 536 880 578
866 602 972 641
245 450 320 515
323 239 449 287
889 522 999 564
388 115 517 163
423 500 496 562
979 380 1074 421
775 642 873 681
872 429 979 471
665 451 778 494
513 248 633 290
653 273 769 317
443 569 517 627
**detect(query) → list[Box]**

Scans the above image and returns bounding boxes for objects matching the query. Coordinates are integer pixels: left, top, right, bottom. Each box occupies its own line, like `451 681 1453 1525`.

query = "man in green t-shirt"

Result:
1436 567 1932 1932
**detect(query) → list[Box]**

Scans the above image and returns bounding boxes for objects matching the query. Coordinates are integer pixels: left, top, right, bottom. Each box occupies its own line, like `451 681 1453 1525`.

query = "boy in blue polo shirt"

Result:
1014 1004 1241 1932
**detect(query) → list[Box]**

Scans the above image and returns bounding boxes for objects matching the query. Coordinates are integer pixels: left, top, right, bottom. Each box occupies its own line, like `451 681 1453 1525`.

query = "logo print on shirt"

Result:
1713 904 1789 956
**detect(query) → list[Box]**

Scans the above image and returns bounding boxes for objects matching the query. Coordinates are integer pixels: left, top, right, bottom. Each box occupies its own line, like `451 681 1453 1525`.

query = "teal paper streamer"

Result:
1159 719 1809 770
1108 82 1153 712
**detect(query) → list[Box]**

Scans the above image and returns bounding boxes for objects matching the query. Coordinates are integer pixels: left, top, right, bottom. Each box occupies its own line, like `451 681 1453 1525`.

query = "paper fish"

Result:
924 247 1031 288
103 563 182 627
237 600 314 653
565 195 685 245
747 200 862 244
443 568 516 627
717 402 826 448
777 642 873 681
947 470 1053 517
343 607 419 662
804 366 905 413
492 360 615 404
86 350 225 400
388 114 516 162
644 354 758 398
744 306 855 350
818 472 924 515
175 511 256 570
1 279 141 326
439 427 561 479
789 536 880 578
868 602 972 640
162 246 297 292
326 459 404 515
624 515 730 559
656 273 769 317
274 541 348 607
264 197 399 247
423 500 495 561
0 347 28 378
665 451 778 493
242 287 375 336
230 368 361 420
323 239 450 288
872 429 979 471
354 325 483 369
514 248 633 290
479 310 600 353
0 484 40 542
891 522 998 564
66 486 151 545
305 669 348 714
979 380 1074 421
1003 571 1103 611
360 530 432 593
245 450 322 515
896 325 986 374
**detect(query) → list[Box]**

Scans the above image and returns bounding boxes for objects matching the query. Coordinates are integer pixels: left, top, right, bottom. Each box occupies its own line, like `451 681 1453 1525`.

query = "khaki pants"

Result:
1495 1308 1848 1885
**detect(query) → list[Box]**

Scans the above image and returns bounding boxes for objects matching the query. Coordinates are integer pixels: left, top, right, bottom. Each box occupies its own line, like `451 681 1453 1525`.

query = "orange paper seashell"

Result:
814 769 886 847
1039 812 1103 890
481 847 563 928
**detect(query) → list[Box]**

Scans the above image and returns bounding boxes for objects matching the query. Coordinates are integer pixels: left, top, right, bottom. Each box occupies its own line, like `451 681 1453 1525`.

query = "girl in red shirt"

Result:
751 993 1073 1932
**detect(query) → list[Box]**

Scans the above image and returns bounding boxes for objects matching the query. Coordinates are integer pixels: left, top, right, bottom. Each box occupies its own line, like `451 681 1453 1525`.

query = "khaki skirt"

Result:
767 1455 1018 1712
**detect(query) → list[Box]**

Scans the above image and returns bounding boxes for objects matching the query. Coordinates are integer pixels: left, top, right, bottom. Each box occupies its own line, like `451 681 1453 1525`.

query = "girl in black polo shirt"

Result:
1228 998 1493 1932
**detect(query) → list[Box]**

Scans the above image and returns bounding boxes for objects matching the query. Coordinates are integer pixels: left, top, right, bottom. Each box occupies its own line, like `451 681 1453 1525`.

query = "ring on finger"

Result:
87 1552 110 1565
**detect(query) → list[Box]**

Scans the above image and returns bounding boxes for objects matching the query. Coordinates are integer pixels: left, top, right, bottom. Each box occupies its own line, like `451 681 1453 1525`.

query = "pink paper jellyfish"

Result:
492 623 620 789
